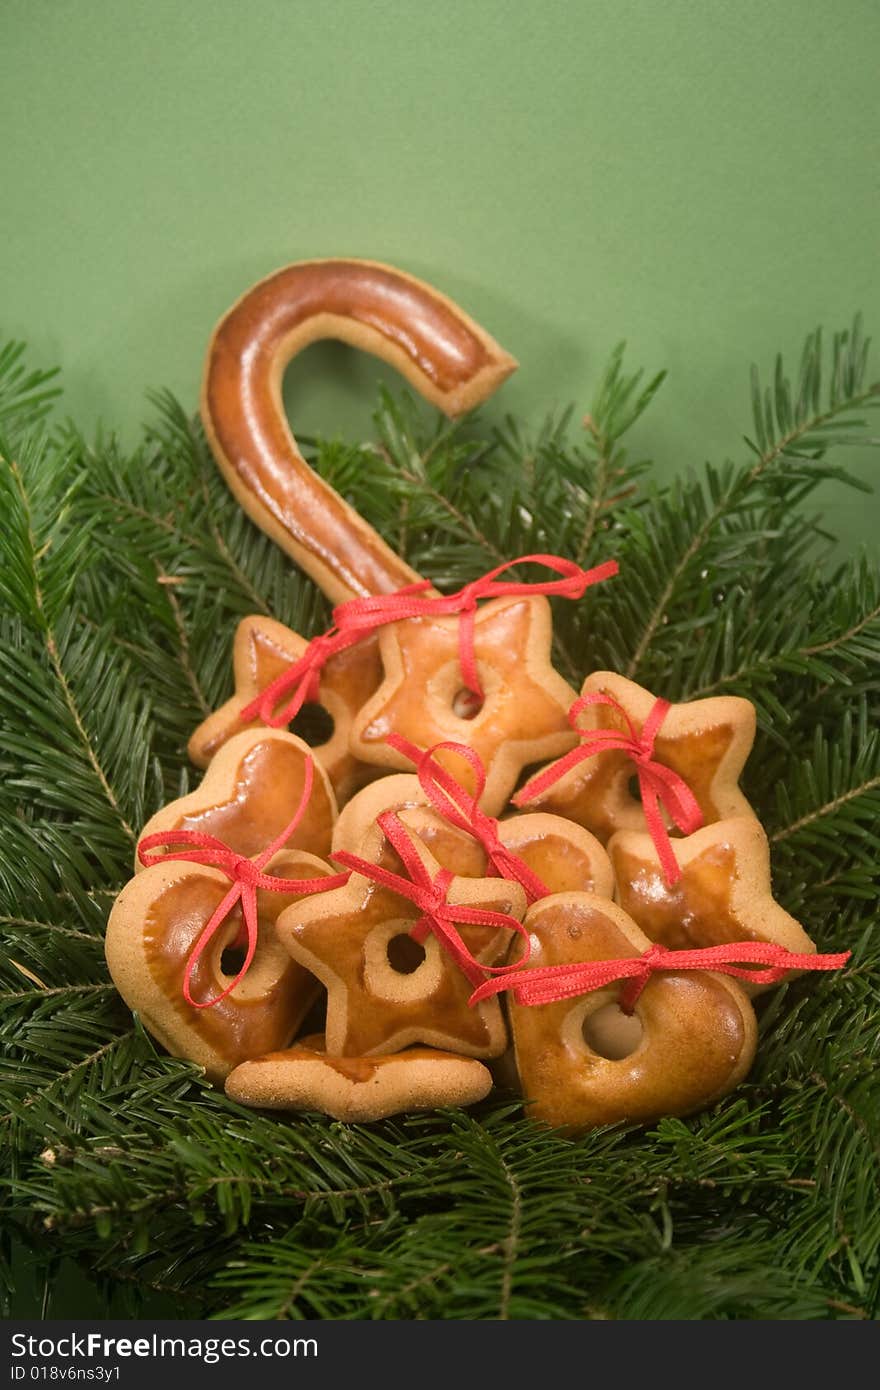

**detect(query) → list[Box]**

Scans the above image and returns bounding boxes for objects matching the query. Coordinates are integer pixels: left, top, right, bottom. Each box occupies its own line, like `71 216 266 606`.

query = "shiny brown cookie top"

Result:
508 893 757 1131
138 729 337 867
350 596 579 814
277 812 527 1059
521 671 756 842
188 615 383 805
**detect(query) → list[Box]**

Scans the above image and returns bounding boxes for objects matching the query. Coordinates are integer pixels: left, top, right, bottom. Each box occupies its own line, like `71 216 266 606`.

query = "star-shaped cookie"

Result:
276 811 527 1058
225 1033 494 1120
187 615 383 804
349 596 579 814
608 816 814 978
520 671 756 842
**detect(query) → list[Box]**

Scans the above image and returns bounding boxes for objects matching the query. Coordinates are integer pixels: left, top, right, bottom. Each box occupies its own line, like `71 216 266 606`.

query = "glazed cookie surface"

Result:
188 615 383 804
277 813 527 1058
225 1033 493 1121
202 257 516 605
608 816 814 977
349 596 579 814
520 671 756 843
138 728 337 867
507 893 757 1130
106 849 333 1082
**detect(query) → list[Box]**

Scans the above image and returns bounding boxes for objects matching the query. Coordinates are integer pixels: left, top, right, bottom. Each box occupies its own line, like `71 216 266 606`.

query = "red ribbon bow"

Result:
240 553 618 727
386 734 551 903
469 940 851 1011
514 692 703 886
137 758 349 1008
331 810 531 989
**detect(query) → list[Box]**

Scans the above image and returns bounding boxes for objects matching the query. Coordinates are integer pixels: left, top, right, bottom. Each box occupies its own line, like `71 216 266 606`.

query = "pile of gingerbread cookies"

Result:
105 259 835 1131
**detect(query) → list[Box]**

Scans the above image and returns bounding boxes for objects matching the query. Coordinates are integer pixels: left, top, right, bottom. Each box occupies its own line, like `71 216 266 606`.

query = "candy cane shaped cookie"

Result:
192 259 518 797
201 257 517 602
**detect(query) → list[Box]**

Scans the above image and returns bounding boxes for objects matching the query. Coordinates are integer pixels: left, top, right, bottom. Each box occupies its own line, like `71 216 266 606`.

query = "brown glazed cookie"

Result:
225 1033 493 1121
202 257 516 605
507 894 757 1131
188 615 383 805
333 778 488 877
331 774 431 857
608 816 814 981
520 671 756 842
494 813 614 898
276 813 527 1059
105 849 334 1082
349 596 579 815
137 729 337 868
333 779 613 898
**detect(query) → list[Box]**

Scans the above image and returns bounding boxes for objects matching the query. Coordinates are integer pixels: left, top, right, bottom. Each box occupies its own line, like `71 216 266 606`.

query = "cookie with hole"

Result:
504 893 757 1131
516 671 756 844
106 848 335 1083
276 811 527 1059
188 615 384 805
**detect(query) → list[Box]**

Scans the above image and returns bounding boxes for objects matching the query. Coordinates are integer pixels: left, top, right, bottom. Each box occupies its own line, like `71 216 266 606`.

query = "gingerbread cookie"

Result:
277 812 527 1058
517 672 756 844
188 615 383 804
608 816 814 978
501 894 757 1130
106 847 335 1082
331 774 430 857
349 596 580 814
225 1033 493 1121
202 257 516 605
496 813 614 898
138 729 337 867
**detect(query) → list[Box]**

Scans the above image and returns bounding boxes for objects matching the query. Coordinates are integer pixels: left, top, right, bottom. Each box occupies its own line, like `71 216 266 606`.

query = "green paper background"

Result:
3 0 880 548
3 0 880 1321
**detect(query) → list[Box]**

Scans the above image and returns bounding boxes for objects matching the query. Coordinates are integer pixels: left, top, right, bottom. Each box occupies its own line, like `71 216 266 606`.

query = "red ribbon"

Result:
331 810 531 989
469 940 851 1011
386 734 551 903
137 758 349 1008
514 692 703 885
240 553 618 727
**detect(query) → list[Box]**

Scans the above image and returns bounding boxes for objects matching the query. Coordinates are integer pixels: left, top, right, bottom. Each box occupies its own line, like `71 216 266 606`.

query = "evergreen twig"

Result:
1 325 877 1320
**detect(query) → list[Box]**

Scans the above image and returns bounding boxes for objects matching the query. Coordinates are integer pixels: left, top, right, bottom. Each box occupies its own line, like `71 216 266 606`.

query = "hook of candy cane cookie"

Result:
201 258 518 604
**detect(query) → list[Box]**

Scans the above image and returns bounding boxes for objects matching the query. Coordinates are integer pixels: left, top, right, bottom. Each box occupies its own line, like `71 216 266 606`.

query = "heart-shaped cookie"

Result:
106 847 334 1081
508 894 757 1130
138 729 337 867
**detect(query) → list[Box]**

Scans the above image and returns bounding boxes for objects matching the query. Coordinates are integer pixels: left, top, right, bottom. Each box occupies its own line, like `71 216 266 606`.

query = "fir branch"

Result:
1 330 878 1321
622 319 880 679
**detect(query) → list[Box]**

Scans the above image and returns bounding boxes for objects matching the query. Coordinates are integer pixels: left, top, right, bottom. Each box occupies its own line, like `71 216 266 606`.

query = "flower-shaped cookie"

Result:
519 671 756 843
331 775 614 899
187 616 382 804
